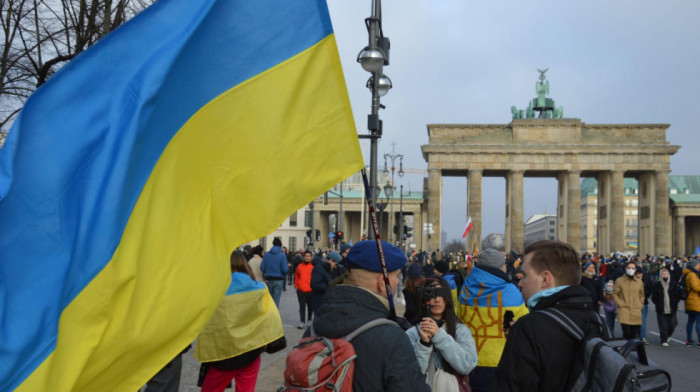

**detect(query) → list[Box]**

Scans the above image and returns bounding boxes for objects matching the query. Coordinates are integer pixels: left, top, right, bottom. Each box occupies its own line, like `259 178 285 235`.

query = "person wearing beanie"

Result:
682 259 700 347
580 261 604 313
603 280 617 336
458 248 528 392
308 241 429 391
613 261 645 340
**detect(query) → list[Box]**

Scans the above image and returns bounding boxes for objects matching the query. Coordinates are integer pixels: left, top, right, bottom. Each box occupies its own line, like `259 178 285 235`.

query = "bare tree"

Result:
444 239 466 255
0 0 154 133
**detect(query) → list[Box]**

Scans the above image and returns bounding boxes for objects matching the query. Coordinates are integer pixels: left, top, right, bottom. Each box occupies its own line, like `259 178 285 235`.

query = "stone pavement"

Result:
171 280 405 391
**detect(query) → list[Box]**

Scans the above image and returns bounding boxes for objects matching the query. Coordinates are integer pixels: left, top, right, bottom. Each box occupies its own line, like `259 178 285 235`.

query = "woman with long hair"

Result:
406 277 478 391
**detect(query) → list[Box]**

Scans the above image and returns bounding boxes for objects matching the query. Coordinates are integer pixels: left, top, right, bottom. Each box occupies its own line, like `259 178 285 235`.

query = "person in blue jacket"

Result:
260 238 288 307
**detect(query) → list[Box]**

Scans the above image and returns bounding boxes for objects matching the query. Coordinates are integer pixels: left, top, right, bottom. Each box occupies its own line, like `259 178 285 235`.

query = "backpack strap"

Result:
308 318 398 341
539 307 611 340
538 308 585 340
345 318 399 341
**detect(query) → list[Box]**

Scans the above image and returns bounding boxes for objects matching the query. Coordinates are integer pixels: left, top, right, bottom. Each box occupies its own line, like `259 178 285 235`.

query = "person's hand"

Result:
419 317 439 343
503 318 517 337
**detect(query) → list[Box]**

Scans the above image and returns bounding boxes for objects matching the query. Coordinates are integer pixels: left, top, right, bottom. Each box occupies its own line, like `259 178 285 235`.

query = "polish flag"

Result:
462 217 473 239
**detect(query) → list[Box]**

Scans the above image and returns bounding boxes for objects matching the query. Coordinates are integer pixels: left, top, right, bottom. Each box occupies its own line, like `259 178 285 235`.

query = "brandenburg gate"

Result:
421 71 679 256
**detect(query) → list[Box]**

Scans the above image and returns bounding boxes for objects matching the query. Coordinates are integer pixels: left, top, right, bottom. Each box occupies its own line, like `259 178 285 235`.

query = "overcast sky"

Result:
326 0 700 243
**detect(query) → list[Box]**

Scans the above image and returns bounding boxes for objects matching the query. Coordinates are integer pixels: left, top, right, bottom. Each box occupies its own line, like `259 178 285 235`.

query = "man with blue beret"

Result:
310 241 429 391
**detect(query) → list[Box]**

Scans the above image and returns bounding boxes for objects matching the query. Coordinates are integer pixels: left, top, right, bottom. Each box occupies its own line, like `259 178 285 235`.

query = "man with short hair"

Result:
260 238 288 307
310 241 430 391
493 240 604 391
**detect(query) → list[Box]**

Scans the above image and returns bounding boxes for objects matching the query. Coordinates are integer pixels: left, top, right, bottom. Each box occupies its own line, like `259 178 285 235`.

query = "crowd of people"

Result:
140 237 700 391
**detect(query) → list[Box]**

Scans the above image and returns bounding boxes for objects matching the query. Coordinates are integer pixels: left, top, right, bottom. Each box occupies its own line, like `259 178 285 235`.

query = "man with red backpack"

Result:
286 241 429 391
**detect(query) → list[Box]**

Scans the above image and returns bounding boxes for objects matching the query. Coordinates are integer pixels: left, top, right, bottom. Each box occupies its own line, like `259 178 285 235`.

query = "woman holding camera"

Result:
406 278 478 391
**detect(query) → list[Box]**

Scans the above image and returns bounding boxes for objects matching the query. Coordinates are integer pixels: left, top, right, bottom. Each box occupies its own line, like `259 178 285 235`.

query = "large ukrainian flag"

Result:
0 0 362 390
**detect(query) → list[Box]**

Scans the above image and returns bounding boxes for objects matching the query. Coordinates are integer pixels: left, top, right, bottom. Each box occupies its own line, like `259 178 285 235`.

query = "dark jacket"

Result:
310 261 333 312
642 274 654 305
580 275 604 311
492 286 604 392
651 279 682 314
402 287 421 325
311 285 430 392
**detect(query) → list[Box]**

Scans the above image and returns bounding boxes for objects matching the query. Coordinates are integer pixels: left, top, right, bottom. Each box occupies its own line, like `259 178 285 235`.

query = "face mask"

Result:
584 270 595 278
625 269 636 277
662 277 669 282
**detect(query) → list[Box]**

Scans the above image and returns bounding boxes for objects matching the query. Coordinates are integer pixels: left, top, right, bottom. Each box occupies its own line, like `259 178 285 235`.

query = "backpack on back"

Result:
540 308 671 392
278 318 398 392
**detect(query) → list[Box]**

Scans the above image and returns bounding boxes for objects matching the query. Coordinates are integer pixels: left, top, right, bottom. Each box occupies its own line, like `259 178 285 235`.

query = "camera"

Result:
417 285 451 316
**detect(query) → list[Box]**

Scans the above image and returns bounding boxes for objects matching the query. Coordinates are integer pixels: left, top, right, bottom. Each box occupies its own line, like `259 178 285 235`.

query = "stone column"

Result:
428 168 442 252
610 170 625 252
557 172 569 243
505 173 512 251
655 170 671 256
674 215 686 257
509 170 524 252
638 172 655 257
467 169 483 251
567 171 582 250
597 172 611 254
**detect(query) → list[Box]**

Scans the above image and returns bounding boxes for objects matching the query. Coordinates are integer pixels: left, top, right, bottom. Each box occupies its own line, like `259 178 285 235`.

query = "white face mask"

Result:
626 268 636 277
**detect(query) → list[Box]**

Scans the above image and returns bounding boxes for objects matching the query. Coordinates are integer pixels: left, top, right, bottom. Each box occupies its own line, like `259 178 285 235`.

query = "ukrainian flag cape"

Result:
457 267 529 367
0 0 362 390
195 273 283 363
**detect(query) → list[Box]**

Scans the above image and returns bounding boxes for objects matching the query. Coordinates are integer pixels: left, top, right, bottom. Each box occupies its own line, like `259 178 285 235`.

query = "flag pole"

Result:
361 168 397 320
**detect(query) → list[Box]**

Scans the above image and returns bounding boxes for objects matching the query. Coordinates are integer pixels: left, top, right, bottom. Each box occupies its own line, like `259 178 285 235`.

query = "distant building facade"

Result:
524 214 558 247
482 233 506 251
580 176 700 256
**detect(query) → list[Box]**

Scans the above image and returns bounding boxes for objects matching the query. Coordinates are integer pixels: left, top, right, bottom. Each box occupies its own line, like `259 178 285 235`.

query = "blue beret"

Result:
345 241 407 272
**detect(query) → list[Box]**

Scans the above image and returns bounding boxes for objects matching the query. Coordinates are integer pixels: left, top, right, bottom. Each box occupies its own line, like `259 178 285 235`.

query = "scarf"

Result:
527 285 569 311
660 278 671 314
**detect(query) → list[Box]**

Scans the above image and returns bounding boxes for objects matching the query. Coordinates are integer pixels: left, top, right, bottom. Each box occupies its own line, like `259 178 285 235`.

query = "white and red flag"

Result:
462 217 473 239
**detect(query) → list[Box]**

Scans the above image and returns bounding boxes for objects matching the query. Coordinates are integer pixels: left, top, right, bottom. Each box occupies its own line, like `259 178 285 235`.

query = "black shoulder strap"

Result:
539 307 611 340
538 308 585 340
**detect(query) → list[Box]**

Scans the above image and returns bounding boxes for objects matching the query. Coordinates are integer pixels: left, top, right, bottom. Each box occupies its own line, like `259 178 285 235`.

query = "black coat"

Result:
492 286 604 392
651 280 682 314
580 275 604 311
311 285 430 392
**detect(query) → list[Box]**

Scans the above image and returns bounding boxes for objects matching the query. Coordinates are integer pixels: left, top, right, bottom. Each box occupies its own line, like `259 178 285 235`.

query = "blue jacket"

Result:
260 246 288 278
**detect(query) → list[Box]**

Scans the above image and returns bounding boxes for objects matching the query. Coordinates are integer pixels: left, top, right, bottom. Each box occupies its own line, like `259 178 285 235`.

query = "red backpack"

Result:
279 318 398 392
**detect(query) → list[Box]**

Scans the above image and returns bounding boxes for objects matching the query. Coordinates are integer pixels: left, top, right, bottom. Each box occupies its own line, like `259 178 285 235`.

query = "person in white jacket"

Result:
407 277 478 391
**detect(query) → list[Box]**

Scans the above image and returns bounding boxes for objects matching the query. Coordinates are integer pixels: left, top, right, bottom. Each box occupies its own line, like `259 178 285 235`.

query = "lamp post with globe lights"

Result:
357 0 391 238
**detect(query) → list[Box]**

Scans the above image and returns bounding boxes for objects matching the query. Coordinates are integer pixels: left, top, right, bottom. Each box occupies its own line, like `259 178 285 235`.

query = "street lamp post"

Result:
357 0 391 238
383 151 403 243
